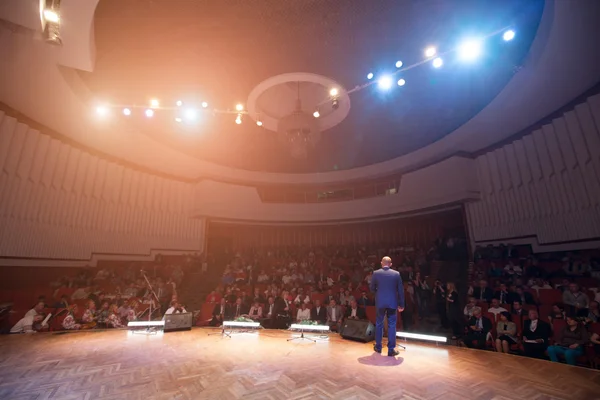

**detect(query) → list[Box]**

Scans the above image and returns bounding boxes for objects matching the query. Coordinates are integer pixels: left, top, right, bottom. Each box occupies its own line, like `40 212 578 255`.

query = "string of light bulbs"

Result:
94 26 516 126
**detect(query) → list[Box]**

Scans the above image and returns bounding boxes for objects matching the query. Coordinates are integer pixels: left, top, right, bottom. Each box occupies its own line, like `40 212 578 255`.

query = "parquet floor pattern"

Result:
0 329 599 400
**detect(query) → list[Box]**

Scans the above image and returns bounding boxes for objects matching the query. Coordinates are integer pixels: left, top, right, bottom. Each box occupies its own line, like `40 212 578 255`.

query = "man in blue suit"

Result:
370 256 405 356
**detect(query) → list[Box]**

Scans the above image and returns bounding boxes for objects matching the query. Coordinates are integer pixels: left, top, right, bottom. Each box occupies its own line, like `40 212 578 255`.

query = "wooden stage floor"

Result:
0 328 599 400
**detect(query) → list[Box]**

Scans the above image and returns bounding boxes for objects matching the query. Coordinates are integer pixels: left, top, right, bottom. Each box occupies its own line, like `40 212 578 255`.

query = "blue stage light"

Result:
367 72 374 80
432 57 443 68
458 39 483 61
377 75 393 90
503 30 515 41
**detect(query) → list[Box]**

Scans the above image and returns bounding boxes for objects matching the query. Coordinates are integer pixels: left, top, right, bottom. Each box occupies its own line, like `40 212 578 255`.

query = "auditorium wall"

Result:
465 93 600 252
0 112 206 266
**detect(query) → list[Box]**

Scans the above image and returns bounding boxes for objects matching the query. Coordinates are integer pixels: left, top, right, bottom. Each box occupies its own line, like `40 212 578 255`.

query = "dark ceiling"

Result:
81 0 545 173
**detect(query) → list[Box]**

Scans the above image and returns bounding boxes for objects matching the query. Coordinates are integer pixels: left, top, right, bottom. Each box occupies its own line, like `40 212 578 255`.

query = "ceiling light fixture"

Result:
424 46 437 58
145 109 154 118
432 57 443 68
503 30 515 41
150 99 160 108
235 103 244 112
395 60 403 68
235 114 242 124
313 110 320 118
123 108 131 116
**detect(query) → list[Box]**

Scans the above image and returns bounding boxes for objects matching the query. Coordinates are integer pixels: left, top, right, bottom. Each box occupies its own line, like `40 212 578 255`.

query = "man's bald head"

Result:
381 256 392 267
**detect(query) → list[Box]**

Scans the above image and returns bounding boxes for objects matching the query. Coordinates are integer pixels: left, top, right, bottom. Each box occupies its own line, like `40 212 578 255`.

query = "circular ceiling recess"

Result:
81 0 545 173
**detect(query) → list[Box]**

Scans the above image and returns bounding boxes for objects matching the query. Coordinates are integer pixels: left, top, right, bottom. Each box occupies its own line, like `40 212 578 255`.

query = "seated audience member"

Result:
296 303 311 322
324 289 337 306
522 309 551 359
339 290 356 307
326 299 343 332
81 300 97 326
294 289 310 305
473 280 493 303
97 301 110 325
210 298 229 327
495 312 517 353
585 300 600 323
548 303 566 322
488 298 508 318
246 302 263 320
10 302 46 334
345 300 366 320
107 305 125 328
310 299 327 324
251 288 265 305
164 301 187 315
261 296 277 328
62 305 81 330
53 295 69 309
494 284 510 305
509 286 536 306
562 283 589 316
547 315 589 365
123 283 138 298
357 291 373 307
464 307 492 349
510 300 525 318
125 301 138 322
463 297 478 317
530 279 552 293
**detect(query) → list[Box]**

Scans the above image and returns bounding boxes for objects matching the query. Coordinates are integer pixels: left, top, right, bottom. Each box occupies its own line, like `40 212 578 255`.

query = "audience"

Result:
547 316 589 365
522 309 551 359
495 312 517 353
464 307 492 349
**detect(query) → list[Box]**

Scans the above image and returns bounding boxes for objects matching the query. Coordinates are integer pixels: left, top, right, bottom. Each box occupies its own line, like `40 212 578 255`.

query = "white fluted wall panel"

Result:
466 93 600 246
0 112 205 261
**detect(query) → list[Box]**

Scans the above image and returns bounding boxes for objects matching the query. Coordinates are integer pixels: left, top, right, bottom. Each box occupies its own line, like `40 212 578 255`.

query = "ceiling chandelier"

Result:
277 82 321 159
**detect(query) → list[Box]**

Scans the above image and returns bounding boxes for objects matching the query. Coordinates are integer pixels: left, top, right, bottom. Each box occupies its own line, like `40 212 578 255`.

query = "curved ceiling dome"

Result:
80 0 545 173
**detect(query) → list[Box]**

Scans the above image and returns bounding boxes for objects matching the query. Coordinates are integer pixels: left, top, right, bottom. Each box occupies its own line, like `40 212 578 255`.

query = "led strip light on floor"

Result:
223 321 261 328
289 324 330 331
396 331 447 343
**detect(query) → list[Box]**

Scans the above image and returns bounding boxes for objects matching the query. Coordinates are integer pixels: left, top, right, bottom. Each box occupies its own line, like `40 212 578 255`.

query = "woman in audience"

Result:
446 282 463 340
81 300 97 328
107 304 125 328
585 300 599 323
547 315 589 365
495 311 517 353
62 305 81 330
246 301 263 320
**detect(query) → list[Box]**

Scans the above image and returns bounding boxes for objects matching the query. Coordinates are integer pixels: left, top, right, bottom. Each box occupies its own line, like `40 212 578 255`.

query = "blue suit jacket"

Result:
369 267 405 309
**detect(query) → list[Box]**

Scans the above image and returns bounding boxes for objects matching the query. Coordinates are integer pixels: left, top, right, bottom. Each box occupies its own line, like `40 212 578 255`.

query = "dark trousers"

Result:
436 302 449 328
464 332 487 349
375 308 397 351
523 342 547 359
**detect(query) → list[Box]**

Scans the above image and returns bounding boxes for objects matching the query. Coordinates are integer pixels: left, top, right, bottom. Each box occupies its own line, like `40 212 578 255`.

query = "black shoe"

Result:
373 345 382 354
388 349 400 357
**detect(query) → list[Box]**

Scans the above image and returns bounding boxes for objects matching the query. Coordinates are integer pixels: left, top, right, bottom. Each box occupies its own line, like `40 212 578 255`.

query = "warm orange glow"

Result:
150 99 160 108
235 103 244 111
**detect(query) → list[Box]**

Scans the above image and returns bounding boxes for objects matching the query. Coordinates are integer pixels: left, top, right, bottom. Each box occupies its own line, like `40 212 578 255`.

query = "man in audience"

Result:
231 297 248 319
345 300 366 320
357 291 373 307
464 307 492 349
522 309 551 359
463 296 477 317
326 299 343 332
261 296 277 328
562 283 590 317
310 299 326 324
296 302 310 322
164 300 187 316
53 295 69 309
472 280 493 303
487 298 508 319
494 284 510 305
509 286 536 306
324 289 337 305
210 298 229 327
71 286 90 300
10 302 46 334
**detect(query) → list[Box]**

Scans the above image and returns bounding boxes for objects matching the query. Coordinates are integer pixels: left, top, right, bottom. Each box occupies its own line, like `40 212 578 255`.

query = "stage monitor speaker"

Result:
164 312 193 332
340 319 375 343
